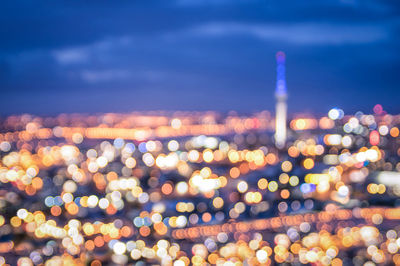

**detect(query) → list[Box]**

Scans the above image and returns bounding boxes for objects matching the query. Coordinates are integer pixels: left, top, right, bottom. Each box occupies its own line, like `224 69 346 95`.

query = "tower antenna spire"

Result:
274 51 288 149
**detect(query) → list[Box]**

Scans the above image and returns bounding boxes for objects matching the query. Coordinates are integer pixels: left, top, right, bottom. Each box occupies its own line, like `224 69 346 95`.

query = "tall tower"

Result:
274 51 288 149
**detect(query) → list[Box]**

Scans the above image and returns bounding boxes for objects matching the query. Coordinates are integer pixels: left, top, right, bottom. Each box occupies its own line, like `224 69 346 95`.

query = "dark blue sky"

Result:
1 0 400 115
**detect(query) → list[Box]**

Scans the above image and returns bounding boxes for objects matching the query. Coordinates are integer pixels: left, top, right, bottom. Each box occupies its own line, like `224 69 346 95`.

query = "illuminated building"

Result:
274 51 288 149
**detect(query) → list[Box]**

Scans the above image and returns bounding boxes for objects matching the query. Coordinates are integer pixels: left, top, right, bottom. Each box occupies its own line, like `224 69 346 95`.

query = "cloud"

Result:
80 69 131 83
52 48 89 65
185 22 389 45
79 69 173 84
52 36 132 65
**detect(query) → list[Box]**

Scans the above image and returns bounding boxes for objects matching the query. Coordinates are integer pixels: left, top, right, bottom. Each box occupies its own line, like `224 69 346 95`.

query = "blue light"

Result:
275 51 287 97
300 183 316 194
138 142 147 153
125 143 136 153
44 196 54 207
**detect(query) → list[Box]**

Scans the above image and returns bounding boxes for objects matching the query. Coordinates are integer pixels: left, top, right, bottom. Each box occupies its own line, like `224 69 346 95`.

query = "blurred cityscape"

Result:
1 1 400 265
0 102 400 265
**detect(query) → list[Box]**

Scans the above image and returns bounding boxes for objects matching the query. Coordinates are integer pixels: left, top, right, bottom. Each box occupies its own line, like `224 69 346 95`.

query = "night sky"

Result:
1 0 400 115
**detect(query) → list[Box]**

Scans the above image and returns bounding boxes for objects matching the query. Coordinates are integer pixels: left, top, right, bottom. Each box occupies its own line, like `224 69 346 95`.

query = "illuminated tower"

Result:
274 51 288 149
